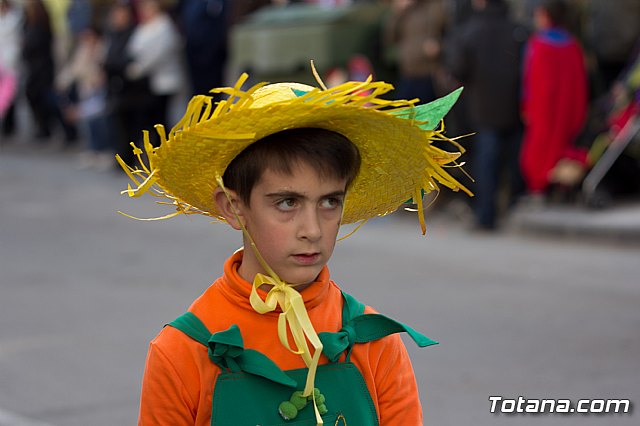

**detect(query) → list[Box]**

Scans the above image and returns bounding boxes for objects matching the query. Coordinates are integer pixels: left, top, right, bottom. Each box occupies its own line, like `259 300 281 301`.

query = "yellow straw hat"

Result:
117 72 472 233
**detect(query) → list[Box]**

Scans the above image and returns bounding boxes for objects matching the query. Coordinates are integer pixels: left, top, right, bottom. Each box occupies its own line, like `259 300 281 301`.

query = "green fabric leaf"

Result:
391 87 463 130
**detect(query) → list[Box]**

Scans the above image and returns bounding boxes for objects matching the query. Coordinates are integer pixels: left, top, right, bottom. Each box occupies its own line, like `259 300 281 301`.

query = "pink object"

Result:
0 66 17 117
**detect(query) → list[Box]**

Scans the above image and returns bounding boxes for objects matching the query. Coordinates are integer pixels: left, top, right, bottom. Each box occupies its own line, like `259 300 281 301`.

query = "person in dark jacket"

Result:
178 0 228 97
103 0 147 166
385 0 449 103
447 0 527 230
22 0 77 143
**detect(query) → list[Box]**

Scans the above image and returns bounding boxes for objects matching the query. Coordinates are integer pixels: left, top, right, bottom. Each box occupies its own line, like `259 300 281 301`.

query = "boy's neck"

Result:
237 261 316 293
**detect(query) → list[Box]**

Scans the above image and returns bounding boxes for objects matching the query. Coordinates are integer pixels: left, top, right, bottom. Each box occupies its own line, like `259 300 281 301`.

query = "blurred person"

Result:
584 0 640 93
0 64 17 121
307 0 351 5
126 0 186 138
0 0 21 137
519 0 588 196
583 40 640 201
56 26 113 170
447 0 527 230
446 0 474 26
103 0 145 166
22 0 77 143
64 0 114 58
66 0 92 48
177 0 228 96
384 0 449 103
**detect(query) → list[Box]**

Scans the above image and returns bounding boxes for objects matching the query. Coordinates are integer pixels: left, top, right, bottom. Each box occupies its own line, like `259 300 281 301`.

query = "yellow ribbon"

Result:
216 175 325 425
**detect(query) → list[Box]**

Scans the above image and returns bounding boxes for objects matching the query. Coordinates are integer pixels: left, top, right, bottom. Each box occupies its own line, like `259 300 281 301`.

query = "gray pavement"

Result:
1 140 639 426
508 198 640 244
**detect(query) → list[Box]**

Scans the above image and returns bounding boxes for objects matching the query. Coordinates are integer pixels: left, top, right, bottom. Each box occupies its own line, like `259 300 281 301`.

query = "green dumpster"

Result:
229 3 389 85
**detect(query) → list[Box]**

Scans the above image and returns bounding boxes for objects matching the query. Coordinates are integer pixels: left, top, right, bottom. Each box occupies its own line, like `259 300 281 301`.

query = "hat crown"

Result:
250 82 314 108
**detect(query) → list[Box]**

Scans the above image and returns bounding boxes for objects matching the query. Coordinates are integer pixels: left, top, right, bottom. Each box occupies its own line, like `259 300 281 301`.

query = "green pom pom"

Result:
290 392 307 410
278 401 298 421
307 388 322 401
317 403 328 415
316 393 326 405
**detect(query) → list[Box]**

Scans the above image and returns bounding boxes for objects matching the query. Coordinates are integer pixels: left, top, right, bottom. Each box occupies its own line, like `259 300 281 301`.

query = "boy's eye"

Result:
276 198 297 211
320 197 342 209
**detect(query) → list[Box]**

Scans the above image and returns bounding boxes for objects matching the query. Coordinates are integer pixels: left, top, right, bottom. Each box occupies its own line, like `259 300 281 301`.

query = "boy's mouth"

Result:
292 253 320 265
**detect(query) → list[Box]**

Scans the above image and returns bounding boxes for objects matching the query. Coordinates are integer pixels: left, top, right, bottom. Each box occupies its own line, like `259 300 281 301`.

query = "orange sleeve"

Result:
138 338 198 426
373 334 423 425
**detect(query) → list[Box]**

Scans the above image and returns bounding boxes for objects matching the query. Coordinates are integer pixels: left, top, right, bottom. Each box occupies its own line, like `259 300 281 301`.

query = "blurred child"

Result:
519 0 588 195
57 26 112 170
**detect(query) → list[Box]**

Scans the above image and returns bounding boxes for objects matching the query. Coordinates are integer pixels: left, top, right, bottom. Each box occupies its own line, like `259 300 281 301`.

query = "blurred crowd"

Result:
385 0 640 229
1 0 639 229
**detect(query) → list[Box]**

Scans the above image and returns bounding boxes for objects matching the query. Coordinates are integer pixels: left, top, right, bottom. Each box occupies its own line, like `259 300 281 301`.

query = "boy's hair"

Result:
222 127 361 205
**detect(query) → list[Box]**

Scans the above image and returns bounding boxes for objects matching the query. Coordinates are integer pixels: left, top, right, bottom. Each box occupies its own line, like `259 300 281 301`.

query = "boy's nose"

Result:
298 207 322 241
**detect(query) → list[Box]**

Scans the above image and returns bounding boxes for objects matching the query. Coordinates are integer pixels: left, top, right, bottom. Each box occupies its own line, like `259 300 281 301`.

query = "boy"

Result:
118 73 471 425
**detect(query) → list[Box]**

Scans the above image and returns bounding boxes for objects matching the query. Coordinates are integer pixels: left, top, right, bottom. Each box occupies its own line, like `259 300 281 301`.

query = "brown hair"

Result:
222 128 361 205
538 0 569 28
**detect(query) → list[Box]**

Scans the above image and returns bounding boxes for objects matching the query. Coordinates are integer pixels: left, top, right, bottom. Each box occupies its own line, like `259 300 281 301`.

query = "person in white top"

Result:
126 0 186 138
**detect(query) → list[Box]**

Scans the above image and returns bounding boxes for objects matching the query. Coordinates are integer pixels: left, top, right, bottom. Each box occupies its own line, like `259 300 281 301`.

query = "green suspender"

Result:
318 292 438 362
168 291 437 378
168 313 296 388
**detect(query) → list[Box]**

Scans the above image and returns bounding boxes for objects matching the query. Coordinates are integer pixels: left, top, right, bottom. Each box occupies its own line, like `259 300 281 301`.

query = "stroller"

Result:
549 46 640 208
582 95 640 208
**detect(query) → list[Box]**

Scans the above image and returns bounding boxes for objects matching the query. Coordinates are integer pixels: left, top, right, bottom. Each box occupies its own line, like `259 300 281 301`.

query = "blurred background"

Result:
1 0 639 425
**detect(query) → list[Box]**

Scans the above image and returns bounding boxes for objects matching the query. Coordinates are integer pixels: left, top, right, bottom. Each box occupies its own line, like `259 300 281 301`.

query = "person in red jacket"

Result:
118 71 471 425
520 0 588 194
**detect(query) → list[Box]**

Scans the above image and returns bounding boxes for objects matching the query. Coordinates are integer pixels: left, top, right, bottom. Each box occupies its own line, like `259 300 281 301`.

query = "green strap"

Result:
168 312 211 346
340 291 366 326
168 294 436 384
320 293 438 363
167 313 297 388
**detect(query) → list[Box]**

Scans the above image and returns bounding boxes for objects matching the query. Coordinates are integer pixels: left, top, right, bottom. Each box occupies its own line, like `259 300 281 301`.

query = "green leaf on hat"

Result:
391 87 463 130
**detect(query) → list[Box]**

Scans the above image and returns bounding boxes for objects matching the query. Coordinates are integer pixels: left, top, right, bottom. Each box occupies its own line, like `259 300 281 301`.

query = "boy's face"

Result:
237 161 347 288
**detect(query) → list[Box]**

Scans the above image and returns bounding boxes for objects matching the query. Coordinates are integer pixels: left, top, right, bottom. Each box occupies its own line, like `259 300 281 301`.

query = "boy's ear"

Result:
213 188 244 231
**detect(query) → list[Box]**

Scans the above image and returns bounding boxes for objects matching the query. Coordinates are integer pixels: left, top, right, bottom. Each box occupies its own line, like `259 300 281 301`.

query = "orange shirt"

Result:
138 250 423 425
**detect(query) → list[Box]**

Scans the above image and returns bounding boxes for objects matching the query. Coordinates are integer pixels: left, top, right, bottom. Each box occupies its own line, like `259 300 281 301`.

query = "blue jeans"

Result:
85 113 112 152
472 127 524 228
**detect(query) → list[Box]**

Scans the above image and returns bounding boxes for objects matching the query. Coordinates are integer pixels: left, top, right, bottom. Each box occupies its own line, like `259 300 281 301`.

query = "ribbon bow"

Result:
319 325 357 363
320 314 439 363
209 324 298 388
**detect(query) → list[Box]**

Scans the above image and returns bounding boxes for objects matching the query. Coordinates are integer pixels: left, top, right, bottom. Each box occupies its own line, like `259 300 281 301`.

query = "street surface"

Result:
1 144 639 425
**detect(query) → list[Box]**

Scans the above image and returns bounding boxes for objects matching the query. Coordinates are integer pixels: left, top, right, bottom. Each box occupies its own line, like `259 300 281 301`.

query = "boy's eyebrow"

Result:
265 190 346 200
